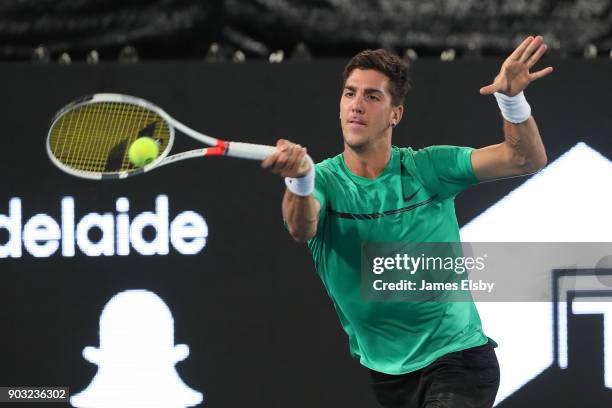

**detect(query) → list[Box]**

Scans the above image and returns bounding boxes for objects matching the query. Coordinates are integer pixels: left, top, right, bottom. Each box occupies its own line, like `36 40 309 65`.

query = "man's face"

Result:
340 68 400 151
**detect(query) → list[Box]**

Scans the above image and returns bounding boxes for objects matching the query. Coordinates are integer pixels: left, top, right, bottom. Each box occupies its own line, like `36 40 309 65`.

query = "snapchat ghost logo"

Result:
71 289 203 408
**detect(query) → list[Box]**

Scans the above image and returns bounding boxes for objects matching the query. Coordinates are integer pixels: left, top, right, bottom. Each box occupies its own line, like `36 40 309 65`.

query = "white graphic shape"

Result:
70 289 203 408
461 142 612 405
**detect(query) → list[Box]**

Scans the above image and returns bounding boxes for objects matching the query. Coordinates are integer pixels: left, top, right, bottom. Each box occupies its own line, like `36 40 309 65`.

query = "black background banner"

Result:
0 59 611 407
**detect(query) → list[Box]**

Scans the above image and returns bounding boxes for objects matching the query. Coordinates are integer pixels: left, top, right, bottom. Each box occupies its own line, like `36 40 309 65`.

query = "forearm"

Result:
502 116 547 173
282 189 319 243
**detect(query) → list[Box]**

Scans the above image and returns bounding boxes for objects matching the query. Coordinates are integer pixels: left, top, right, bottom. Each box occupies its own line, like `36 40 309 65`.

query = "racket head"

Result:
46 93 175 179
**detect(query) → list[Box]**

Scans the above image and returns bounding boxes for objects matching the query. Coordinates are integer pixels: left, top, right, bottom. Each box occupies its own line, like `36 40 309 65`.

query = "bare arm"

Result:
472 117 547 180
262 139 319 243
282 190 320 243
472 35 553 181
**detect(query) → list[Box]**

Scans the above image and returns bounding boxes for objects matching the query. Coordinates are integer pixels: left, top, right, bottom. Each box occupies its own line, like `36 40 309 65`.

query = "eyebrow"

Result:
344 85 385 95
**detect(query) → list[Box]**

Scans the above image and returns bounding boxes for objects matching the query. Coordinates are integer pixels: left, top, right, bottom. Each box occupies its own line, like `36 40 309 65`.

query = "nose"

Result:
350 95 365 114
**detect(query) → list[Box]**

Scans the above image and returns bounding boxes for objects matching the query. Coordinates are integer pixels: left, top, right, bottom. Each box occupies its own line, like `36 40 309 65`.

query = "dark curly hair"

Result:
343 49 410 106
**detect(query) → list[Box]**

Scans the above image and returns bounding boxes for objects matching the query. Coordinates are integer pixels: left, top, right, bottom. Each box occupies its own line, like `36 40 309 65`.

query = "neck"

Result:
343 139 392 179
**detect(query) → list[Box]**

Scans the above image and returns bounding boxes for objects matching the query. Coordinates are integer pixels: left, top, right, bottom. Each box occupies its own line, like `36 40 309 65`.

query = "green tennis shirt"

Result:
307 145 489 374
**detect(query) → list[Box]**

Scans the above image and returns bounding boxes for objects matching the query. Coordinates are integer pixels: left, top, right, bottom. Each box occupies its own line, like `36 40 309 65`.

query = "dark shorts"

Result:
369 341 500 408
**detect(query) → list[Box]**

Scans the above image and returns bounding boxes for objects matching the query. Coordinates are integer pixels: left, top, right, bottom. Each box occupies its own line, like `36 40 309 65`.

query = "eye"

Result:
367 94 380 101
344 90 354 97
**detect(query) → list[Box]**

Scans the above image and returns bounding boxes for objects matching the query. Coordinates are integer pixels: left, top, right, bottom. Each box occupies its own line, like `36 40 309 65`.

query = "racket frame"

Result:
47 93 278 180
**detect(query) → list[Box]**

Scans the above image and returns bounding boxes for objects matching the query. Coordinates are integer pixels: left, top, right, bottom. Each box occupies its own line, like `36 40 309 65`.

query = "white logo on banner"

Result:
461 143 612 405
70 289 204 408
0 195 208 258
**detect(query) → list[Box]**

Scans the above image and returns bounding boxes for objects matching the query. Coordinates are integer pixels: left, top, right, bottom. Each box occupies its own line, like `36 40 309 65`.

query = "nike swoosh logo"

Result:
404 187 422 202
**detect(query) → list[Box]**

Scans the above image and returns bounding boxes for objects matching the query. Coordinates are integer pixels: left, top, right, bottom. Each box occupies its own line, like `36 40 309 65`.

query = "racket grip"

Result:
226 142 277 160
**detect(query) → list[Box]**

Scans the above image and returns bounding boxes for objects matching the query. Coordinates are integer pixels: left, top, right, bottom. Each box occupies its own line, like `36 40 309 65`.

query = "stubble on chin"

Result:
343 126 388 153
343 132 370 153
345 140 369 153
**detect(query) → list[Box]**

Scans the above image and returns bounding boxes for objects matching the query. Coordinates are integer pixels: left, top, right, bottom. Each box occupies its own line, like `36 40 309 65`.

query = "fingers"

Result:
272 143 298 173
261 139 309 177
288 147 307 175
519 36 543 63
529 66 554 81
260 148 280 169
276 139 290 148
482 35 552 96
508 36 534 61
260 153 275 169
261 139 290 169
479 83 498 95
526 43 548 68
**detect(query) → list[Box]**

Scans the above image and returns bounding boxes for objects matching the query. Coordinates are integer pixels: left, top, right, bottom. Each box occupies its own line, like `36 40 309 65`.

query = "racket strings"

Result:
49 102 171 173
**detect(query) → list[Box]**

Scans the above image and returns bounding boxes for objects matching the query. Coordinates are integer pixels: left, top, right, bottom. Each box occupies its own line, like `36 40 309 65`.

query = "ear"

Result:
391 105 404 127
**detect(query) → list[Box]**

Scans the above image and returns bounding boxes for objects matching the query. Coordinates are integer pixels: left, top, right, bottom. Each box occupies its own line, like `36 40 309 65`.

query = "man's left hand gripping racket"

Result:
47 93 289 180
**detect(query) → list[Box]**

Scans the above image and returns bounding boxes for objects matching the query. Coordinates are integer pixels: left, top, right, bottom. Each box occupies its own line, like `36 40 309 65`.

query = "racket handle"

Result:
226 142 277 160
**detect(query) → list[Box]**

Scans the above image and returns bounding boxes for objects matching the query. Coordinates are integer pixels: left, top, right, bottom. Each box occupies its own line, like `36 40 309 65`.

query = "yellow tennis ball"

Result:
128 137 159 167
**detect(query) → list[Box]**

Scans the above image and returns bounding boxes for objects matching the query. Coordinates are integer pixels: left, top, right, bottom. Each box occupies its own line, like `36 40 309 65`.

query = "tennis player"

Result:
262 36 552 408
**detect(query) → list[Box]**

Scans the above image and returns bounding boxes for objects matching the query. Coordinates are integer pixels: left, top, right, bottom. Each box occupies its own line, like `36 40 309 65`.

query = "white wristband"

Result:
494 91 531 124
284 156 315 196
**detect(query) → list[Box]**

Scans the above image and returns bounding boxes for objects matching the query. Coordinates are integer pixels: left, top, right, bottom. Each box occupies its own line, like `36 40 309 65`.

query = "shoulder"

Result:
314 153 343 181
396 146 416 160
315 153 342 171
395 145 421 169
400 145 473 167
398 145 451 159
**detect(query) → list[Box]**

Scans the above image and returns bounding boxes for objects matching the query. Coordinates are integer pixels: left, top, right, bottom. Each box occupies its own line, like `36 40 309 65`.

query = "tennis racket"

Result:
46 93 291 180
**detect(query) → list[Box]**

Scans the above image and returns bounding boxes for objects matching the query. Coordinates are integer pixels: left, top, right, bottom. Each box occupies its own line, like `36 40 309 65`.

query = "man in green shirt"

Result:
262 36 552 408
